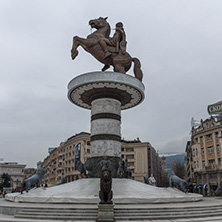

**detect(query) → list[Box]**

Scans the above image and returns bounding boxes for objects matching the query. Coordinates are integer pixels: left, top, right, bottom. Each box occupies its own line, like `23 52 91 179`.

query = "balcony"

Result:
127 159 135 163
205 166 217 171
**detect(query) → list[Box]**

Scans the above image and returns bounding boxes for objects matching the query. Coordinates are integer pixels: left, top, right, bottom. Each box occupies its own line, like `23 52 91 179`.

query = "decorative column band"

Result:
91 134 121 142
91 113 121 121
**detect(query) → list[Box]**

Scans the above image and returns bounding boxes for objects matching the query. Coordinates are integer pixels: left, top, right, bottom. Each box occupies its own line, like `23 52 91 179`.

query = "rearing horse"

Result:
71 17 143 82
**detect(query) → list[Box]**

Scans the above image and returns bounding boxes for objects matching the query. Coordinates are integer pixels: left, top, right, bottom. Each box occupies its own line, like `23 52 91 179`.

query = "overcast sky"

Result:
0 0 221 168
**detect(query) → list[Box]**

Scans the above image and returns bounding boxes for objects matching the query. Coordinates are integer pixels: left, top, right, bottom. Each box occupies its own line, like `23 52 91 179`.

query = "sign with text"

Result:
208 101 222 115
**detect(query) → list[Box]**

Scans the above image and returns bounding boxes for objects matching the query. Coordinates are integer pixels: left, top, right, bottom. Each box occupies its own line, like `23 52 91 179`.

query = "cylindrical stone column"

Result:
67 71 145 177
90 98 121 157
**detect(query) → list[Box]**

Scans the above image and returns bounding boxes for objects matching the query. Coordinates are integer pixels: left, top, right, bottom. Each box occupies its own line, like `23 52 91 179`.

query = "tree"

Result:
174 161 185 179
0 173 11 191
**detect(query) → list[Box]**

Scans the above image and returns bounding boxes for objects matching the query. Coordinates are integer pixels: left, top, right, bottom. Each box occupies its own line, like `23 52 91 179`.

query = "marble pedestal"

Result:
97 204 115 222
68 71 145 177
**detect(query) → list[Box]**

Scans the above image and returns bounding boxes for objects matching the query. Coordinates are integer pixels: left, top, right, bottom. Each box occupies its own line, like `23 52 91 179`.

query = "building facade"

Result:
186 116 222 195
23 168 37 180
42 132 91 187
121 139 161 185
41 132 161 187
0 162 26 190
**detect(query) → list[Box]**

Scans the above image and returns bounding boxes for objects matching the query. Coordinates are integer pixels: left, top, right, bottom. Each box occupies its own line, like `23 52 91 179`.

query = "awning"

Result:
203 184 208 189
194 185 199 189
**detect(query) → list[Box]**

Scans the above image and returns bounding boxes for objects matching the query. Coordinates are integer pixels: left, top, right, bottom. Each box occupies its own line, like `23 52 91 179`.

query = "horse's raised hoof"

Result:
71 50 78 60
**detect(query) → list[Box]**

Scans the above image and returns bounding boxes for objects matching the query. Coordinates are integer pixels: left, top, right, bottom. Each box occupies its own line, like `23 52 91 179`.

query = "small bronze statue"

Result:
71 17 143 82
117 159 132 179
99 158 113 204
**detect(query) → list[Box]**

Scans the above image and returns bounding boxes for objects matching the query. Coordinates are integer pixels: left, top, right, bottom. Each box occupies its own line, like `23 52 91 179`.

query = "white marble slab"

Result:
90 140 121 157
91 119 120 136
91 98 121 115
6 179 203 204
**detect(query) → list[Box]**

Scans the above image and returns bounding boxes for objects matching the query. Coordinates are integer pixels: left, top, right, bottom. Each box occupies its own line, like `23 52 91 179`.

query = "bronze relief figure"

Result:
71 17 143 82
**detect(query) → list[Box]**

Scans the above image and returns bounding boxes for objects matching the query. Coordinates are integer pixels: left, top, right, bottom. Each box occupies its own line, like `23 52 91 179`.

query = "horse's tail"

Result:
132 57 143 82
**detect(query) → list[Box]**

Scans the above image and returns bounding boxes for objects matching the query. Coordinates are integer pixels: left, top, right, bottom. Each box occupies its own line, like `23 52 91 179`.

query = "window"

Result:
216 132 219 139
218 158 221 165
126 155 134 160
217 144 221 152
208 146 213 154
201 148 204 155
126 148 134 152
210 173 217 178
200 136 203 143
127 162 134 167
207 134 212 141
209 159 215 168
202 160 205 168
194 161 196 169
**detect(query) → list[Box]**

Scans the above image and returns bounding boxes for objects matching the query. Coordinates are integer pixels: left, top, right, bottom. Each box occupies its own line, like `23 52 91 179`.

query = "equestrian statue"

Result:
71 17 143 82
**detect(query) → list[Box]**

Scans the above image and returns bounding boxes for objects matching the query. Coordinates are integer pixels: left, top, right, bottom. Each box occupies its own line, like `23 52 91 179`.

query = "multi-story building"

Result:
41 133 161 187
42 132 91 187
121 139 161 185
186 116 222 195
0 162 26 190
23 168 37 180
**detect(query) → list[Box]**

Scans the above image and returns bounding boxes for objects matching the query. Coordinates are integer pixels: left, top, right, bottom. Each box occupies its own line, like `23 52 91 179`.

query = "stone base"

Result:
97 203 115 222
87 156 120 178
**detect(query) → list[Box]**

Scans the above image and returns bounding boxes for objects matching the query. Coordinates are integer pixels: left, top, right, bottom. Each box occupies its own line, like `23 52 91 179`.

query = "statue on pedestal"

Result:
71 17 143 82
99 158 113 204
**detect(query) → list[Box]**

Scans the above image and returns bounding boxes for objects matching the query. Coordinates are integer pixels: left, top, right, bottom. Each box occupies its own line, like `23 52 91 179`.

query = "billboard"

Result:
74 143 81 170
207 101 222 115
48 147 55 153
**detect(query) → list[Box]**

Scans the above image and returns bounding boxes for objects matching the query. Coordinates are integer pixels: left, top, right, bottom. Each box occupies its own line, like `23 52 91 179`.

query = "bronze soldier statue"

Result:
99 22 126 59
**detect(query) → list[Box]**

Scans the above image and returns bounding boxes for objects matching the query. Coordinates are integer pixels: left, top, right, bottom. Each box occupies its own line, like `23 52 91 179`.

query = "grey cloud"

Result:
0 0 222 167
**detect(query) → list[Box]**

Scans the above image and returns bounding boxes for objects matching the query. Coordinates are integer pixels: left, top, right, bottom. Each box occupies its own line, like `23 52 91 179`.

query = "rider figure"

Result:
99 22 127 59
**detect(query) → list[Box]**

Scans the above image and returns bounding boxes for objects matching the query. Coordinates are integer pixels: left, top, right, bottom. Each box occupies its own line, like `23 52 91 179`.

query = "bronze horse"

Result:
71 17 143 81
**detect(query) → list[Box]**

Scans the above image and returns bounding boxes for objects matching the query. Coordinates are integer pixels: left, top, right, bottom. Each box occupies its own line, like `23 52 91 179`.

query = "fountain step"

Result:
15 214 97 220
13 204 222 221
